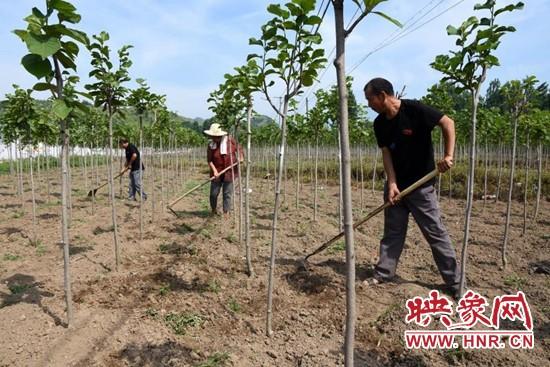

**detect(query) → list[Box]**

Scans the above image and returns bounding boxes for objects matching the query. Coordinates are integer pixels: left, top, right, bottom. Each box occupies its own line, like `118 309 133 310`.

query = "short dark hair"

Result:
364 78 394 96
119 138 128 144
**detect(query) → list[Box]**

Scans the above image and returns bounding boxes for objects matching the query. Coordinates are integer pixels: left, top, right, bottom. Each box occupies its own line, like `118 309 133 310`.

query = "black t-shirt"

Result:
373 99 443 190
125 143 143 172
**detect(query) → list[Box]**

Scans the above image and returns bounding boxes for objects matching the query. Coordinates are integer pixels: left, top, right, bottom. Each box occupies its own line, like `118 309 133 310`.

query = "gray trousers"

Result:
129 170 147 200
210 179 233 213
375 184 460 290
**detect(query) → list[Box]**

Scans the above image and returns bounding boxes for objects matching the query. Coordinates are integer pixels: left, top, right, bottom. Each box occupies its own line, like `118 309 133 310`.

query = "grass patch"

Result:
225 234 237 244
35 244 47 257
503 273 527 289
8 284 31 294
174 223 194 235
164 312 203 335
11 211 25 219
207 279 221 294
197 352 230 367
159 283 171 296
145 308 159 318
370 302 400 331
3 253 21 261
199 228 212 239
228 298 241 313
327 241 345 255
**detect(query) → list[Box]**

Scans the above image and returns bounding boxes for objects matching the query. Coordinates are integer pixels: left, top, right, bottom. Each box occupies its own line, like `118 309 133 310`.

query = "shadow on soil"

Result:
0 273 64 326
114 341 194 367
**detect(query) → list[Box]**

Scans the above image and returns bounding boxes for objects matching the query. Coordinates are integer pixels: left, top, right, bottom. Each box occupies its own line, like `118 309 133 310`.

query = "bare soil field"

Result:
0 167 548 366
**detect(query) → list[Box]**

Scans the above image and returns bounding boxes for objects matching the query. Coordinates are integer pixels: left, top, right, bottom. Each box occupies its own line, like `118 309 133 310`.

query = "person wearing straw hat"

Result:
204 123 244 217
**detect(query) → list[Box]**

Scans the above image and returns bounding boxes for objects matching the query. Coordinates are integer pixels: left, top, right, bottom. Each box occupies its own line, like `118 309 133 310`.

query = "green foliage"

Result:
3 253 21 261
8 284 31 294
431 0 523 93
158 283 171 296
197 352 230 367
35 244 47 257
228 297 241 313
248 0 327 113
14 0 89 116
327 241 345 254
85 31 133 117
503 273 527 289
127 78 152 116
163 312 203 335
207 279 221 293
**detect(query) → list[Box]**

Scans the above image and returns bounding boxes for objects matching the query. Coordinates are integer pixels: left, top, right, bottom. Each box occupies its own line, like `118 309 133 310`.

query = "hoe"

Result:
300 168 439 270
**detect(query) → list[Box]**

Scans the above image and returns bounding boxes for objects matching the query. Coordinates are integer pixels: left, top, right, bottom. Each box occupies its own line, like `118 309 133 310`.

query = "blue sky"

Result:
1 0 549 121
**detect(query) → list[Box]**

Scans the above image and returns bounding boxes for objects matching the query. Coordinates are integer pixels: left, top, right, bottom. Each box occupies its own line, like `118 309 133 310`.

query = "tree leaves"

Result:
372 11 402 28
21 54 53 78
24 34 62 58
52 99 72 119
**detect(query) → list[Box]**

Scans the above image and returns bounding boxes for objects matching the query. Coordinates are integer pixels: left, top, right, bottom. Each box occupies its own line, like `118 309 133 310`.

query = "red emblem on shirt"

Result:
402 129 413 136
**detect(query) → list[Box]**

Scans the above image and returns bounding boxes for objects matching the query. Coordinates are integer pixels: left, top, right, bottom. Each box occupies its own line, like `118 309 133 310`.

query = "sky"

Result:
1 0 549 122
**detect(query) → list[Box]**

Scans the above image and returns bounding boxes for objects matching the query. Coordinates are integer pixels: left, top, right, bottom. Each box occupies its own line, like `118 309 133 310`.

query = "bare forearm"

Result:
440 116 455 158
381 147 397 185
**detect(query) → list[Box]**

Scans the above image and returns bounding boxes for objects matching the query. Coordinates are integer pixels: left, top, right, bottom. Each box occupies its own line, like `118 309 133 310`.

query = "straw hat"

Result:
203 123 227 137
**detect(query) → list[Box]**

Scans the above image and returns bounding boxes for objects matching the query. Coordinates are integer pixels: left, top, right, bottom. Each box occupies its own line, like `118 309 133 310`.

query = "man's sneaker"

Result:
127 196 136 201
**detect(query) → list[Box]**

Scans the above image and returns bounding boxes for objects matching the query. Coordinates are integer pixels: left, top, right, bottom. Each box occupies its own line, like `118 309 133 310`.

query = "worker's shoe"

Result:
362 275 388 287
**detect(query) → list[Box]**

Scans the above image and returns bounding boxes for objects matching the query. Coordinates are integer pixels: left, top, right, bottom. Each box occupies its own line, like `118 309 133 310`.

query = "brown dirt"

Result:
0 166 548 367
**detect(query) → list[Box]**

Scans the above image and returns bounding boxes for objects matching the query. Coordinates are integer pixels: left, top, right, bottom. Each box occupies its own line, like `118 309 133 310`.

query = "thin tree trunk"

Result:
295 142 300 209
521 132 529 236
160 136 166 214
139 114 144 241
245 98 254 277
266 99 289 337
66 144 72 227
46 146 51 199
359 146 364 214
29 149 38 244
459 85 482 297
108 112 121 270
334 1 356 364
54 56 73 327
482 140 489 212
234 125 244 246
229 138 237 230
17 144 24 206
496 142 504 202
502 111 519 269
337 130 343 231
314 137 319 221
533 142 542 221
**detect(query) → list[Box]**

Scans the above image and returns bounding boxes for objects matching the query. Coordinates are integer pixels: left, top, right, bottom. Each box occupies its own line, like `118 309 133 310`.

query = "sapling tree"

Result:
128 79 153 241
148 93 167 217
331 0 401 363
528 109 550 222
85 31 133 271
500 76 537 268
14 0 89 327
431 0 523 295
218 61 261 277
0 86 48 244
248 0 326 336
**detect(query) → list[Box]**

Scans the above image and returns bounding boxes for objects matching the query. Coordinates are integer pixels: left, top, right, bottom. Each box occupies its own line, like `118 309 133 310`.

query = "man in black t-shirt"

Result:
119 138 147 201
364 77 460 298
